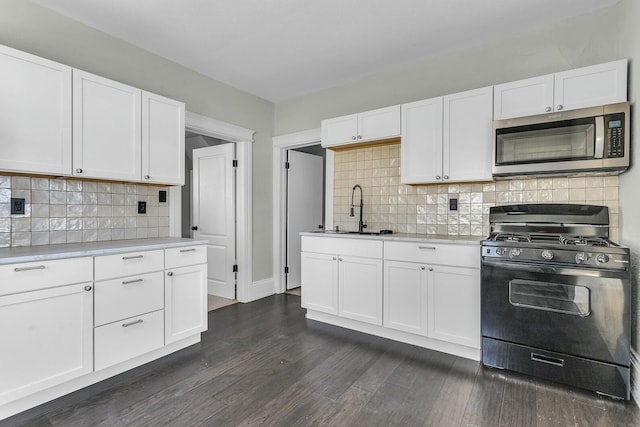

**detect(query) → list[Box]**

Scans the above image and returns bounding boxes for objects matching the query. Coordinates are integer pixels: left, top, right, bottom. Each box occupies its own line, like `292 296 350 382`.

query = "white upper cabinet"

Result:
443 86 493 183
142 91 185 185
401 97 443 184
494 59 627 120
73 69 142 182
401 86 493 184
0 44 72 176
493 75 554 120
321 105 400 148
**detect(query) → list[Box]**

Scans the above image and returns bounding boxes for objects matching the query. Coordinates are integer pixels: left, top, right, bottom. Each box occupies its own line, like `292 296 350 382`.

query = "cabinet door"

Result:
493 74 554 119
383 260 428 335
401 97 443 184
321 114 358 147
142 91 185 185
338 255 383 325
357 105 401 142
301 252 338 315
73 69 141 181
0 283 93 405
0 45 72 175
165 263 208 344
554 59 627 112
443 86 493 183
427 265 480 348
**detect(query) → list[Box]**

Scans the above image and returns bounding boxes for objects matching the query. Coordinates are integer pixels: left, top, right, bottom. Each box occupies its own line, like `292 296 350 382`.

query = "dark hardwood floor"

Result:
4 294 640 427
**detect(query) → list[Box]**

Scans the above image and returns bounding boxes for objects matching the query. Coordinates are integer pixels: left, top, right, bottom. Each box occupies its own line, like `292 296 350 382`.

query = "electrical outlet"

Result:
159 190 167 203
138 201 147 214
449 198 458 211
11 198 25 215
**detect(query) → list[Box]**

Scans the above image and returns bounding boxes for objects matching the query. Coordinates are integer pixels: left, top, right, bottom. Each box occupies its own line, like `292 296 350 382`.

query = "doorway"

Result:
286 146 325 292
183 132 238 311
273 128 334 294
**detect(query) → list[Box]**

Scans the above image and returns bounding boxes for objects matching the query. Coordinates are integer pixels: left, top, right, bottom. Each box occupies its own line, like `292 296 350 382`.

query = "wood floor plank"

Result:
2 294 640 427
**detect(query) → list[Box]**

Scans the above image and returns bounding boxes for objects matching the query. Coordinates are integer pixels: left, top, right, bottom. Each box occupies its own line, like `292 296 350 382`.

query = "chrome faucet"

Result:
350 184 366 233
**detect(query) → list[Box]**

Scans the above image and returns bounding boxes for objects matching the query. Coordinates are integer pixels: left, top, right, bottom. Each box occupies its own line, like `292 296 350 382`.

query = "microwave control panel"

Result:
605 113 625 158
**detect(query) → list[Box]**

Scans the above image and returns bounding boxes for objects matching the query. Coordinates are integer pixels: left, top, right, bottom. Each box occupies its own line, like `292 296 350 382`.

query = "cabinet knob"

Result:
429 267 434 271
545 106 552 113
556 104 563 111
420 266 426 270
144 175 150 180
352 136 356 140
357 135 362 140
436 176 441 180
332 256 337 260
338 257 343 262
84 285 92 291
167 272 173 276
443 175 449 180
76 168 83 174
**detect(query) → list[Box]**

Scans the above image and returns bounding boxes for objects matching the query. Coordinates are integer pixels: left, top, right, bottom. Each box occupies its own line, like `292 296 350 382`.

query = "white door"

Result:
192 144 236 299
287 150 323 290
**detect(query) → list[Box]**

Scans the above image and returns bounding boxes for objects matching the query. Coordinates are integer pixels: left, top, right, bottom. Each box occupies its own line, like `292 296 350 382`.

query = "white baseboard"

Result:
631 347 640 407
248 277 274 302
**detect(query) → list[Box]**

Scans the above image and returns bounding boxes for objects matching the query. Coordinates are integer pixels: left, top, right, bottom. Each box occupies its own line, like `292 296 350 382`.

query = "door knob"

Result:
191 226 198 231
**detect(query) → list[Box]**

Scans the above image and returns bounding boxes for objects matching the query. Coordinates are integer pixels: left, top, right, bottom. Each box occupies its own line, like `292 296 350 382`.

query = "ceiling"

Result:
33 0 620 102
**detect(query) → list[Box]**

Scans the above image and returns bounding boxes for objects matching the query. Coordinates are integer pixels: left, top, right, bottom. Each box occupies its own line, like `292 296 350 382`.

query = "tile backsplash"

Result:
0 175 170 248
333 143 620 241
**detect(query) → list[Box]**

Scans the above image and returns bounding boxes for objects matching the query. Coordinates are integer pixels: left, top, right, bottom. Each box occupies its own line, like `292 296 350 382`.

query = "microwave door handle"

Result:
594 116 605 159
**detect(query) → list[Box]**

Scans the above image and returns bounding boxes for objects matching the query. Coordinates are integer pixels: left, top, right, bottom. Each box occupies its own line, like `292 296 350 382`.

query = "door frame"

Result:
170 111 255 303
272 128 334 294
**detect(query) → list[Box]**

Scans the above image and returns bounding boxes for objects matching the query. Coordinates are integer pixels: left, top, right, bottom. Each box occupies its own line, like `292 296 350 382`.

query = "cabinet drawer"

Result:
95 249 164 281
0 257 93 296
94 271 164 327
165 245 207 269
384 241 480 268
301 237 383 258
94 309 164 371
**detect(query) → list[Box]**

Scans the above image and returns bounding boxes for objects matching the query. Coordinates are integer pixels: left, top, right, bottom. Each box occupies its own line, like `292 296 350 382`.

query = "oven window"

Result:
496 118 595 165
509 279 591 316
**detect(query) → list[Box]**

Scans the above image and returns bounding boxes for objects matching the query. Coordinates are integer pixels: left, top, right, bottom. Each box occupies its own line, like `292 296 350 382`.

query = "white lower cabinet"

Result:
383 260 428 336
338 255 383 325
94 310 164 371
0 282 93 406
301 252 339 315
428 265 480 348
301 237 383 325
301 235 481 360
165 263 208 344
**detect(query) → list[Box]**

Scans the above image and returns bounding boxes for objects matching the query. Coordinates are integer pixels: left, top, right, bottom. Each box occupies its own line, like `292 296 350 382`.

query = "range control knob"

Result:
496 247 506 256
596 253 610 264
575 252 587 264
541 250 554 260
510 248 522 258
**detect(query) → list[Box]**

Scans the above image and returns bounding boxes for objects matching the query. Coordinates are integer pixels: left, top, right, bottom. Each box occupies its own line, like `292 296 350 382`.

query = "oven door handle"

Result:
481 259 604 277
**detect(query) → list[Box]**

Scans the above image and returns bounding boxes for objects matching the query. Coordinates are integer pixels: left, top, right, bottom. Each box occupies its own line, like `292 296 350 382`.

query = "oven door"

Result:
481 259 630 366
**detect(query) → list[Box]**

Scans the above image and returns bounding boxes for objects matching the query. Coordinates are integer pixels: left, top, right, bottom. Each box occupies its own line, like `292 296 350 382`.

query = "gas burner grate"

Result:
493 232 531 243
559 235 610 247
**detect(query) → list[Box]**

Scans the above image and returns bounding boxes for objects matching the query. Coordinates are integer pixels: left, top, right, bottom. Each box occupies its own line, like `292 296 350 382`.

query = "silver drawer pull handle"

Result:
418 246 436 250
122 278 143 285
122 255 143 260
14 265 46 272
122 319 143 328
180 248 197 253
531 352 564 367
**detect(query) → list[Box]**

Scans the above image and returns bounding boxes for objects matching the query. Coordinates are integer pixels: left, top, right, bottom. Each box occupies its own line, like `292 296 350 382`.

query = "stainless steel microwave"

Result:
492 102 630 177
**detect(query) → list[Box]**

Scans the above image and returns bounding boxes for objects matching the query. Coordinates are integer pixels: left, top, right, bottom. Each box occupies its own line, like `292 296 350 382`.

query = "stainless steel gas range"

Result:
481 204 631 400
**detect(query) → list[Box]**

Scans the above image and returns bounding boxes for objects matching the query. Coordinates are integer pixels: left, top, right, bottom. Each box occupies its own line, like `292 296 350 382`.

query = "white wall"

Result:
0 0 274 281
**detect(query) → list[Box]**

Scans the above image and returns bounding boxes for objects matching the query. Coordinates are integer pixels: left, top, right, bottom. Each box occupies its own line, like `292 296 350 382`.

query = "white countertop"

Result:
300 231 482 245
0 238 208 265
